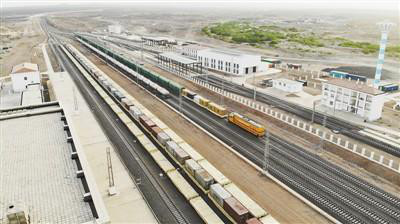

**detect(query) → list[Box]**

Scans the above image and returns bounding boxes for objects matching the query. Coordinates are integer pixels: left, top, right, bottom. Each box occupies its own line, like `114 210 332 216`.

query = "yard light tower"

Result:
373 21 394 88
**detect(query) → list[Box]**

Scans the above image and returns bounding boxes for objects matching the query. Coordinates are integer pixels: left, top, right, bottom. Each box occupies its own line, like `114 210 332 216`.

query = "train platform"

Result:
45 49 158 223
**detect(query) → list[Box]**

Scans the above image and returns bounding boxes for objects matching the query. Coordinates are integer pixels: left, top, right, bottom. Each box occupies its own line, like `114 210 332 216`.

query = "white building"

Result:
108 24 122 34
10 62 40 92
181 44 208 59
322 79 385 121
272 78 303 93
197 49 264 76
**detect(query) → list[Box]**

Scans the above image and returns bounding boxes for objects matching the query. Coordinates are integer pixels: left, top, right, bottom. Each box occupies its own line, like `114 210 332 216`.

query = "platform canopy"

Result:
159 52 198 65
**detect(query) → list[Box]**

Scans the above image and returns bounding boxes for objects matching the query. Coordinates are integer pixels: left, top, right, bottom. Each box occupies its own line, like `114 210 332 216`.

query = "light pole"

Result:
253 72 257 102
318 112 327 154
311 99 321 123
263 132 270 173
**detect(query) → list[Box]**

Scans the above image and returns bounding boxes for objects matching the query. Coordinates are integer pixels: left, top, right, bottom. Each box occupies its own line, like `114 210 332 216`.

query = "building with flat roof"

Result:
181 44 209 59
21 84 43 106
10 62 40 92
0 103 100 223
322 79 385 121
272 78 303 93
197 48 264 76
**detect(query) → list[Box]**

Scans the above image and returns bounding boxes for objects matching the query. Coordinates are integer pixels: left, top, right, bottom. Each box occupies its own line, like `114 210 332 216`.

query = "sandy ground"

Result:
74 42 331 224
0 17 46 76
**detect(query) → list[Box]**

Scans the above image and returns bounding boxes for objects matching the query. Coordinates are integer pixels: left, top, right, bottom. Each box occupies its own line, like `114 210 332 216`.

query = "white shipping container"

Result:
210 183 231 207
195 169 214 190
166 141 180 156
185 159 202 176
179 142 204 162
199 160 231 186
193 95 203 104
129 106 143 120
157 132 170 146
174 148 190 164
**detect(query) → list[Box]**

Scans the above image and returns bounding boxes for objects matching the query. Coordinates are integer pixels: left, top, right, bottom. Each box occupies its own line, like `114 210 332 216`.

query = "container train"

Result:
66 42 277 223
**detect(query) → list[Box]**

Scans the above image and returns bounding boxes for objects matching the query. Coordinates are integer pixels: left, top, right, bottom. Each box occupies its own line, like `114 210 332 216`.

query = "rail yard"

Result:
1 3 399 224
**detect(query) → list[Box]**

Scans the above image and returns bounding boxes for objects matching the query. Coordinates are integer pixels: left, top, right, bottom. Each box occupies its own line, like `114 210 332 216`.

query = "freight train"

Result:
182 89 228 118
67 41 278 224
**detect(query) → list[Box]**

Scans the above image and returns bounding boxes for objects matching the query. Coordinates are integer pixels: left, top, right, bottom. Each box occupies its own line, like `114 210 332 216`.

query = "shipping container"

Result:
189 197 224 224
260 215 279 224
199 160 231 186
173 147 190 165
166 141 180 156
195 169 214 190
209 183 232 207
185 159 202 176
379 84 399 92
150 126 163 137
223 197 250 224
164 129 184 144
167 170 199 200
179 142 204 162
246 217 263 224
142 119 156 131
225 183 267 218
157 132 170 146
130 106 143 120
139 115 150 124
207 102 228 118
121 98 134 109
182 88 197 99
150 150 175 173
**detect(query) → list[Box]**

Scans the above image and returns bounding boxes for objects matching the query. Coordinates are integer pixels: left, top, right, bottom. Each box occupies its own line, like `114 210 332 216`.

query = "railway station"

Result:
157 51 203 75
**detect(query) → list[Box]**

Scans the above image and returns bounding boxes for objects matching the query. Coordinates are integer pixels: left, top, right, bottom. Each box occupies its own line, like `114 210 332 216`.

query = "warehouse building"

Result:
197 49 263 76
10 62 40 92
181 44 208 59
272 78 303 93
142 36 177 47
322 79 385 121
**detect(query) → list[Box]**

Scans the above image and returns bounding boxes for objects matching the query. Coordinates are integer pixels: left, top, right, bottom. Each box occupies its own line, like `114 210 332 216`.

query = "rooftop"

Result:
21 84 42 106
183 44 209 51
159 52 199 64
326 78 384 95
198 48 260 59
0 82 21 109
11 62 39 74
0 108 94 223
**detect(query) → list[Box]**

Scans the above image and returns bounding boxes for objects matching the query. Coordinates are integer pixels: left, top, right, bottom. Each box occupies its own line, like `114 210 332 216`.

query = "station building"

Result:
10 62 40 92
322 79 385 121
196 48 264 76
181 44 208 59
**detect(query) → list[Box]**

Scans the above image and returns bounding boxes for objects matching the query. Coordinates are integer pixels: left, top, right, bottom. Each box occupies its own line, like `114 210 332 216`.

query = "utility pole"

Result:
318 113 327 153
220 77 224 105
263 132 270 173
107 147 116 196
312 100 316 123
253 73 257 102
179 92 183 114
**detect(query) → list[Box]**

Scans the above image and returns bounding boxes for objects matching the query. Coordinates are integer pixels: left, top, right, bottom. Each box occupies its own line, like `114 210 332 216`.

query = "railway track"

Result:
46 32 203 223
81 41 400 223
195 75 400 158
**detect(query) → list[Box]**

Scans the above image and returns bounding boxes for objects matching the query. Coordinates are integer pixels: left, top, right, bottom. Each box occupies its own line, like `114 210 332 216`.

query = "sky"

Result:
1 0 400 11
